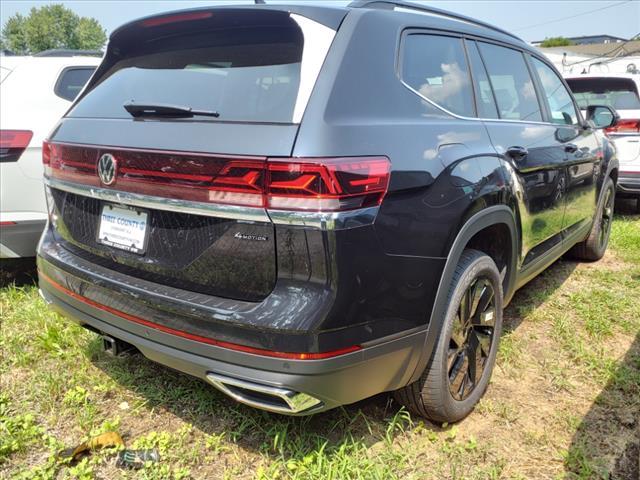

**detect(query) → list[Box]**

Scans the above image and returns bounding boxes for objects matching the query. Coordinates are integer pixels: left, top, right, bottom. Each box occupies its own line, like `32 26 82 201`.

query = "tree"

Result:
0 14 28 53
0 4 106 54
540 37 574 48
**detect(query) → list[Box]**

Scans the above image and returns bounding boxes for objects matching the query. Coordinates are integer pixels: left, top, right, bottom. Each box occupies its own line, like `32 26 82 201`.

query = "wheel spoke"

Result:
447 347 460 372
450 314 466 348
474 290 495 326
474 327 493 357
462 372 474 398
469 279 487 320
449 351 468 399
467 332 482 386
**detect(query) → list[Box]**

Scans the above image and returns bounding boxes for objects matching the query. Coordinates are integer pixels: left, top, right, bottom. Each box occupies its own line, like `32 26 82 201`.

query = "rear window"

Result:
69 11 335 124
565 77 640 110
54 67 95 101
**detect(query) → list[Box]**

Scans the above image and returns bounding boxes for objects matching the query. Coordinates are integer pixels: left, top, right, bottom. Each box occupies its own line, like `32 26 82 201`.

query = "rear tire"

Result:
394 249 503 423
569 177 615 261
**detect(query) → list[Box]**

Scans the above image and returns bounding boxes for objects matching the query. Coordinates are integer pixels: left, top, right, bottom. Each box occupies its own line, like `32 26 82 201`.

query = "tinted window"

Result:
402 34 475 117
478 43 542 122
531 57 578 125
466 41 498 119
69 12 334 123
55 67 95 101
566 77 640 110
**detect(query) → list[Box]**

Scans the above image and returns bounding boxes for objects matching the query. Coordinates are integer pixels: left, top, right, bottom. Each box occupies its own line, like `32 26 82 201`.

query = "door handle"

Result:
564 143 578 153
506 146 528 161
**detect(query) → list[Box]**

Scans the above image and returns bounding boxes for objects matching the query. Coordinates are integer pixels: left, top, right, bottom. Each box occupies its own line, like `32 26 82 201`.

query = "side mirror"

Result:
585 105 620 129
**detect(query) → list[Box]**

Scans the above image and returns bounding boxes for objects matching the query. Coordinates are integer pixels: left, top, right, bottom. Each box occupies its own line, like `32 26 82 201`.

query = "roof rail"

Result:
33 49 103 58
348 0 524 43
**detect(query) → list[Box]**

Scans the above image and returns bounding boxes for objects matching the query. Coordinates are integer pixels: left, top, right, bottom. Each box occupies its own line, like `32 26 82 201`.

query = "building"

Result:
532 34 628 46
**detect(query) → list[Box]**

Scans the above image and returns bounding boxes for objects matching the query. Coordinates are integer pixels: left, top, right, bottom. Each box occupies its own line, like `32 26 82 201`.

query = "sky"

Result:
1 0 638 43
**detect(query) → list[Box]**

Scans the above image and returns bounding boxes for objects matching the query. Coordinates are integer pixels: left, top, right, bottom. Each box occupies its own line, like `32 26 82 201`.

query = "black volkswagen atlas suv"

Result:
38 0 620 422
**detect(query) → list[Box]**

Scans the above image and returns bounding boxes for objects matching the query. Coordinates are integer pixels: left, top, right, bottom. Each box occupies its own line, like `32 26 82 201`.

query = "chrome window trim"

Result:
45 176 379 230
396 31 579 128
44 176 271 223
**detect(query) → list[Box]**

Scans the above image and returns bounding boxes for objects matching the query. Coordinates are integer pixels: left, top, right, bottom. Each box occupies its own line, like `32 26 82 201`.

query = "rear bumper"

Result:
0 219 46 258
39 271 424 413
37 235 426 413
617 172 640 197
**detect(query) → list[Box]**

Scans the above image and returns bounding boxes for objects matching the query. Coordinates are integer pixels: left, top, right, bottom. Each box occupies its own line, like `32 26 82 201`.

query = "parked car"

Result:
37 0 619 422
0 51 100 258
565 73 640 210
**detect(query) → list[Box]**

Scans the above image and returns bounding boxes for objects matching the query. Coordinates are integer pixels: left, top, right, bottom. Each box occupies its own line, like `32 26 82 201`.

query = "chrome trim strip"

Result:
44 176 271 223
46 176 379 230
206 372 323 414
267 206 380 230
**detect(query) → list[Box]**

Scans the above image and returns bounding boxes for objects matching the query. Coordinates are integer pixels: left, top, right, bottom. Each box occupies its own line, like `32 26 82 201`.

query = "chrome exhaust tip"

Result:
206 372 323 414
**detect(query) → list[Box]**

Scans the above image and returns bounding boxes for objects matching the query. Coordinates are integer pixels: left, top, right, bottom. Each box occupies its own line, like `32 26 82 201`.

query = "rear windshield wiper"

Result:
123 102 220 119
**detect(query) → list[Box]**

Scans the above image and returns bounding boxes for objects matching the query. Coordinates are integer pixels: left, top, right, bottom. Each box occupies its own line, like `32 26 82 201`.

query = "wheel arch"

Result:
407 205 518 385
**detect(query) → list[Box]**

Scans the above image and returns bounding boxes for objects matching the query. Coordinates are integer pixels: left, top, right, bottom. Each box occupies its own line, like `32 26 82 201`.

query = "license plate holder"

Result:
97 203 149 254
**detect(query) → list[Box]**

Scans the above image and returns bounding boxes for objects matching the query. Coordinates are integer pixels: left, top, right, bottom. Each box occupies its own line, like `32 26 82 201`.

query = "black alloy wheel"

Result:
599 184 614 250
447 277 497 401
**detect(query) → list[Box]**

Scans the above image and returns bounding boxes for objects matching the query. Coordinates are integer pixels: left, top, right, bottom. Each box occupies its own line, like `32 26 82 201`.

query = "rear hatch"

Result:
46 7 341 302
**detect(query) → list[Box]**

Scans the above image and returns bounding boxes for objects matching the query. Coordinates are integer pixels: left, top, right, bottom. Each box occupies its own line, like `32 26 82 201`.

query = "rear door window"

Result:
54 67 95 101
401 34 475 117
565 77 640 110
530 57 579 125
69 11 335 124
477 42 542 122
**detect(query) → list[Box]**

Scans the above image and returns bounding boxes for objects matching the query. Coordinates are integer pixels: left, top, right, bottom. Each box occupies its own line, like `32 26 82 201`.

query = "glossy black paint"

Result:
39 3 618 405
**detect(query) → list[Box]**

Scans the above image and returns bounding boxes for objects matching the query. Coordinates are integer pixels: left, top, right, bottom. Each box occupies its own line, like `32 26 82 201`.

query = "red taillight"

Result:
0 130 33 163
605 118 640 135
42 140 51 165
266 157 391 211
44 143 391 212
141 11 213 27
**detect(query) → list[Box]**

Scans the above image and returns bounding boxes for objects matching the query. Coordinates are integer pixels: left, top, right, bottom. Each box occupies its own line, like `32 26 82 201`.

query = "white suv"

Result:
0 52 100 258
565 73 640 209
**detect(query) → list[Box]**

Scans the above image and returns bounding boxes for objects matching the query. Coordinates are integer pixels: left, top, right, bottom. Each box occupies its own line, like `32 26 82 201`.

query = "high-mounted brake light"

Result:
0 130 33 163
141 11 213 27
43 143 391 212
605 118 640 135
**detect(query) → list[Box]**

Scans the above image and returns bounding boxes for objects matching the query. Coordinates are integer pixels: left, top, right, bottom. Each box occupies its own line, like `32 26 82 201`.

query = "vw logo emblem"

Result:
98 153 117 186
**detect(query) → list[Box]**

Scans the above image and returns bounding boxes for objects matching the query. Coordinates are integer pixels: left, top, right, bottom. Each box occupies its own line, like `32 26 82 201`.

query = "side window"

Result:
530 57 579 125
477 42 542 122
401 34 475 117
54 67 95 101
465 41 499 119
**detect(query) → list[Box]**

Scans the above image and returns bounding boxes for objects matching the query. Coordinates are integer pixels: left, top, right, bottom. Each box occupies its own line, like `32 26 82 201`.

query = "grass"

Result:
1 202 638 479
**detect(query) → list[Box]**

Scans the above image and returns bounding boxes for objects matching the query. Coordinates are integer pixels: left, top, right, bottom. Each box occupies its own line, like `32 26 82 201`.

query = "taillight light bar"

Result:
605 118 640 135
43 142 391 212
1 130 33 163
267 157 390 211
